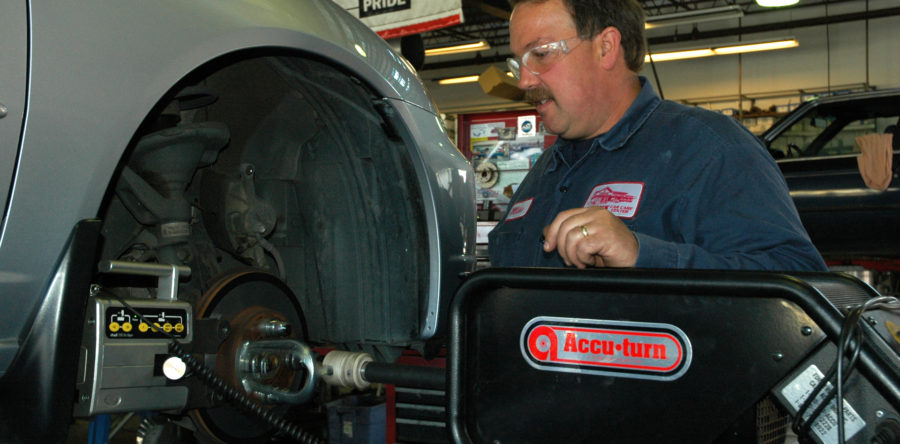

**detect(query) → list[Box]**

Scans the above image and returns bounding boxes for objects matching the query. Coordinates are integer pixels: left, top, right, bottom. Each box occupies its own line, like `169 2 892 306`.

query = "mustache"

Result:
524 88 553 107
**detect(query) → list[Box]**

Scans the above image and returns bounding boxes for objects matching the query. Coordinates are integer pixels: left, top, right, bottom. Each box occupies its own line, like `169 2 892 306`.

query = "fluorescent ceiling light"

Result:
713 38 799 54
756 0 800 7
646 48 715 62
646 37 798 62
437 75 481 85
436 70 514 86
425 40 491 57
645 5 743 29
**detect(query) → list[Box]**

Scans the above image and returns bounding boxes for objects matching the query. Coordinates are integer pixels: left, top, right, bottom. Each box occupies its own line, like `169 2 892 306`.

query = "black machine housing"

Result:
448 268 900 444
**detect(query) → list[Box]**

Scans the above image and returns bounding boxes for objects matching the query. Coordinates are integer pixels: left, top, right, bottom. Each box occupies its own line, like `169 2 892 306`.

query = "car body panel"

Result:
388 98 476 336
0 1 27 225
0 0 29 372
762 89 900 261
0 0 472 376
779 154 900 257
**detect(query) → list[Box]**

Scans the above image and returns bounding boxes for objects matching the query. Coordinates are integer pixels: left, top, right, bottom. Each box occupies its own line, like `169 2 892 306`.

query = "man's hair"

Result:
511 0 647 71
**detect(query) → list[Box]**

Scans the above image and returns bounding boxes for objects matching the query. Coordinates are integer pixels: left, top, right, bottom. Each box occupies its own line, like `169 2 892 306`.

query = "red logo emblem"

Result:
584 182 644 219
521 317 692 380
505 198 534 221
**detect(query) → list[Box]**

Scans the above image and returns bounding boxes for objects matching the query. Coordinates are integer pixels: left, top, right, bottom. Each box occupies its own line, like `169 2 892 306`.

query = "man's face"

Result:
509 0 603 140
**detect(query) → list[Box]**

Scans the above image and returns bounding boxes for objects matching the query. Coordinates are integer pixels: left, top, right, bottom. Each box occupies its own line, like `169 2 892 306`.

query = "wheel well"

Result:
98 51 430 352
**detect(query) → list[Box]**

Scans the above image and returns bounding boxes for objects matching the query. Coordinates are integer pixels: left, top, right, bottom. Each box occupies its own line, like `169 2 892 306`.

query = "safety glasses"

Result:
507 36 583 80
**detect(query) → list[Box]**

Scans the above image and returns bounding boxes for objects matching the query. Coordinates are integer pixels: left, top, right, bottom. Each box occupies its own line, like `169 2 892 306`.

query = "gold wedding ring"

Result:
580 225 589 238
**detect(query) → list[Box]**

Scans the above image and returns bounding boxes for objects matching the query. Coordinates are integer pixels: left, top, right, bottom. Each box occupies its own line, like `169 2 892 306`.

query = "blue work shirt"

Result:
488 77 826 271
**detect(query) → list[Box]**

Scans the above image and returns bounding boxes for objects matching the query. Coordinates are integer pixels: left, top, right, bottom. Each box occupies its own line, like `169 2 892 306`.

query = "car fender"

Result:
0 0 456 375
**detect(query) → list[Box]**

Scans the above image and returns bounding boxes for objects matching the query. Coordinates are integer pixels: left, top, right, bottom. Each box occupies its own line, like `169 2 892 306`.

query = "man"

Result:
488 0 826 271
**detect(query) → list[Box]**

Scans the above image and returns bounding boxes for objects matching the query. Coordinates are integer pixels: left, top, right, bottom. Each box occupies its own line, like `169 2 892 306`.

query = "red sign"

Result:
521 316 692 381
336 0 463 39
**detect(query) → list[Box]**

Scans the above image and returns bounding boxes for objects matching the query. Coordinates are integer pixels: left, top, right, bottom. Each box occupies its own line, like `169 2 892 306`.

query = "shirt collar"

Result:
546 76 661 173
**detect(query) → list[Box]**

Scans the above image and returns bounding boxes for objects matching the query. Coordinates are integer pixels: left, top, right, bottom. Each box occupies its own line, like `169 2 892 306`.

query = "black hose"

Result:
362 362 445 390
646 47 664 100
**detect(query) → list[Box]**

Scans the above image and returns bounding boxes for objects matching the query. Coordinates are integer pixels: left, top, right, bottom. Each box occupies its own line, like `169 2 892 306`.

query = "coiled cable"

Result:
792 295 899 443
107 292 323 444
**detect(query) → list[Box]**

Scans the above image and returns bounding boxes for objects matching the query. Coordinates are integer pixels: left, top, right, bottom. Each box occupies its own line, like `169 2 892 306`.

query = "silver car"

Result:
0 1 475 442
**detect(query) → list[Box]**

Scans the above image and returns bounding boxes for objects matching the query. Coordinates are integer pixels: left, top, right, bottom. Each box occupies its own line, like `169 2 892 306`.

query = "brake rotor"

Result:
188 269 309 443
475 160 499 189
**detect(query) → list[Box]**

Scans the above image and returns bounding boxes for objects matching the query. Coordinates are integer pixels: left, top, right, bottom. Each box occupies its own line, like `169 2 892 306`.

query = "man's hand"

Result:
542 207 639 268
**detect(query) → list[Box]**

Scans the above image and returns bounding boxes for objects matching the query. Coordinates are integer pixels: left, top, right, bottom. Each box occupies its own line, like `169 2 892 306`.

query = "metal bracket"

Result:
237 339 317 404
98 260 191 301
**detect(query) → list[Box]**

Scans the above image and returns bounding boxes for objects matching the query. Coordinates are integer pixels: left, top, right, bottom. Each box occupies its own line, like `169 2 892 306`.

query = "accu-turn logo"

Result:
520 316 693 381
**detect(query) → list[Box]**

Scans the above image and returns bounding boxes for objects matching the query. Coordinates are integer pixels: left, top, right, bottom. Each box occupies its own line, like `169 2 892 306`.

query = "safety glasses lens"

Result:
507 58 521 80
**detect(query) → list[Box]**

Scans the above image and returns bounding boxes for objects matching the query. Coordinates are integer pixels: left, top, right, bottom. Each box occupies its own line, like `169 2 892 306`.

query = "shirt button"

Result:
559 186 568 193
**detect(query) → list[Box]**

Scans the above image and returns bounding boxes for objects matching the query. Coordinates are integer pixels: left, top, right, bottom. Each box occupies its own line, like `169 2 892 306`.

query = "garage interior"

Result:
346 1 900 443
422 0 900 117
3 0 897 443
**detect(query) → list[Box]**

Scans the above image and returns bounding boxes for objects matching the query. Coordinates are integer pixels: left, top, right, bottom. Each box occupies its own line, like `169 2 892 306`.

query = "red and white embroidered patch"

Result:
506 197 534 221
584 182 644 219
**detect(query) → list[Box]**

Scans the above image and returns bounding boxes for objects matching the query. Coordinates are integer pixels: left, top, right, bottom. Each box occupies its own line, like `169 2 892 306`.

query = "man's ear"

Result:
593 26 622 70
